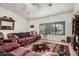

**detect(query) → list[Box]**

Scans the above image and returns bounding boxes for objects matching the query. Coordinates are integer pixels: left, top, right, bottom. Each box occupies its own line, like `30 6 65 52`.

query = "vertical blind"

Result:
39 21 65 35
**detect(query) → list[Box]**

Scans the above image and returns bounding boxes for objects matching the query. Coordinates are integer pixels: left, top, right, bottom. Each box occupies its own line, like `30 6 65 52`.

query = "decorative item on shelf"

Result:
0 16 15 30
9 17 15 21
61 40 65 43
30 25 34 28
67 36 71 43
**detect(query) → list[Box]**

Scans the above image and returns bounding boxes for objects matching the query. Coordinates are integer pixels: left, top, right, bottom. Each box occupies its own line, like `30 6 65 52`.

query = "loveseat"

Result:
0 42 31 56
7 32 41 45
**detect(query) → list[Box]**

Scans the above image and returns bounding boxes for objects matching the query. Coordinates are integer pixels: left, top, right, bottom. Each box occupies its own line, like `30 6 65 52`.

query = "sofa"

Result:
0 42 31 56
0 32 58 56
0 42 20 52
7 32 41 45
0 42 58 56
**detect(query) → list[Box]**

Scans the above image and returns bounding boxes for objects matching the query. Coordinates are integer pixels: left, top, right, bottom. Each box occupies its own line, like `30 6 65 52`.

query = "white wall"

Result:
0 7 29 39
29 12 73 42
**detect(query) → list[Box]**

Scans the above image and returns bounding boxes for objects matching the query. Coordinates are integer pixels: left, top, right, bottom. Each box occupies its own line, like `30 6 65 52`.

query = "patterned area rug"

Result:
23 40 67 54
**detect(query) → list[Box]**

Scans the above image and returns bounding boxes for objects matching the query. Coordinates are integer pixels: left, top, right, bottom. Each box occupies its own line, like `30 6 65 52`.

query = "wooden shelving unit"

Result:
72 15 79 56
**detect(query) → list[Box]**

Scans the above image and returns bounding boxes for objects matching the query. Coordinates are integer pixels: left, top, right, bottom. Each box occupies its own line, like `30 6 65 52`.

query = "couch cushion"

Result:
9 47 30 56
13 32 30 38
7 33 14 38
22 32 30 37
25 37 34 40
13 33 21 38
17 37 34 44
25 37 35 42
20 33 27 38
3 42 20 52
7 33 14 41
17 38 29 44
14 35 19 39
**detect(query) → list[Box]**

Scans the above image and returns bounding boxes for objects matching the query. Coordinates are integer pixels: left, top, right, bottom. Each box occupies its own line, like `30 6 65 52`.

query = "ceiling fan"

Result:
32 3 53 7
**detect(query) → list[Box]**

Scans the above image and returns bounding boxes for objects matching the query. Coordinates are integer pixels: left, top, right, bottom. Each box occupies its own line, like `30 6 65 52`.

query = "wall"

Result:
0 7 28 39
29 12 73 42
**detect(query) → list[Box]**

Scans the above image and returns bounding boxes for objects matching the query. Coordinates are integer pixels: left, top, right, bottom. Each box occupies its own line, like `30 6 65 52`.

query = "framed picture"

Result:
0 16 15 30
30 25 34 28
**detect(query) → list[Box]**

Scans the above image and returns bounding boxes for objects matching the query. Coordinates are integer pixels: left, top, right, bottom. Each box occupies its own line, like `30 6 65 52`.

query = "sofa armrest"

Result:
36 34 41 40
3 42 20 52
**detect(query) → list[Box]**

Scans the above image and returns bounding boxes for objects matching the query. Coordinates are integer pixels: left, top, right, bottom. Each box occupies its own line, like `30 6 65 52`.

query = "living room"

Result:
0 3 79 56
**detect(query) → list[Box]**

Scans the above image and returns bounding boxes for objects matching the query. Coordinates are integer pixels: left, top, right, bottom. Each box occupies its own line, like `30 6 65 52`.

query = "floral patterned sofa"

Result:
0 42 58 56
0 42 30 56
7 32 41 45
0 32 58 56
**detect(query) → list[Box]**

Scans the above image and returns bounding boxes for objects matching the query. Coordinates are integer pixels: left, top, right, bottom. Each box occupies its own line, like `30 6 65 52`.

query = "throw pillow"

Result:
14 35 19 40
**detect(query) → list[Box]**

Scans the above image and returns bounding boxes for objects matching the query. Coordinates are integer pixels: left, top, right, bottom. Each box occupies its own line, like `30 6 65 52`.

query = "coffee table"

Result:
32 42 50 52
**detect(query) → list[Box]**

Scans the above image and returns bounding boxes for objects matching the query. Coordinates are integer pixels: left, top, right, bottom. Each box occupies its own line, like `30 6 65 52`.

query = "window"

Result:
39 21 65 35
55 22 65 35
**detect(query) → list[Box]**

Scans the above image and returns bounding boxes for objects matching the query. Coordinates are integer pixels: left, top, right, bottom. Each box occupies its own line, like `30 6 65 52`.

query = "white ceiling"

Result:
73 4 79 15
0 3 76 19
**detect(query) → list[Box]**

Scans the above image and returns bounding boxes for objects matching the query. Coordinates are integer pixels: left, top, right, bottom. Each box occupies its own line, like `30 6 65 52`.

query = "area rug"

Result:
23 40 70 56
